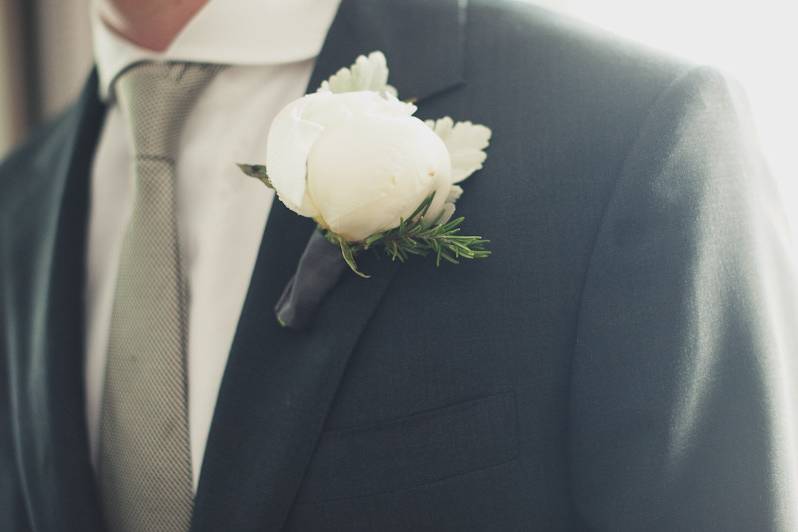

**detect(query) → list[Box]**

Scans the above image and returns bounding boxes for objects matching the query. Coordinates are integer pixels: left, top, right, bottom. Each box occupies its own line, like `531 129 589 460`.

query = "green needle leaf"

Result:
321 193 490 277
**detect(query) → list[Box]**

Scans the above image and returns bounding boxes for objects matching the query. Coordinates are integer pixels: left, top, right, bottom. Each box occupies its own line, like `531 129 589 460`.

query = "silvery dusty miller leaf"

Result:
425 117 492 184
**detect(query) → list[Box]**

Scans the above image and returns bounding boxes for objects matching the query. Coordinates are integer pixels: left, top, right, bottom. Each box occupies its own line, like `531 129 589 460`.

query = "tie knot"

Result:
114 62 220 158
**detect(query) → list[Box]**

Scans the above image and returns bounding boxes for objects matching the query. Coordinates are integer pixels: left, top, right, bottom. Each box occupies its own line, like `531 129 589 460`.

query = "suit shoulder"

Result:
467 0 692 105
625 64 767 196
0 105 81 213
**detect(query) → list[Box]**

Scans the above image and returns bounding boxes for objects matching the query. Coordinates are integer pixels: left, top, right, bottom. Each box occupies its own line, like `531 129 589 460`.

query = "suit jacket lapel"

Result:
4 72 107 531
190 1 466 531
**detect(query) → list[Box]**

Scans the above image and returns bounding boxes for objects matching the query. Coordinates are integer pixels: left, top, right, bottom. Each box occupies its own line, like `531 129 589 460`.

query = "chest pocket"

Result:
295 390 519 504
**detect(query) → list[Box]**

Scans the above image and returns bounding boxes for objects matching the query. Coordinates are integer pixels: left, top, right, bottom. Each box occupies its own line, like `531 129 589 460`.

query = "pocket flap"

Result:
297 390 519 503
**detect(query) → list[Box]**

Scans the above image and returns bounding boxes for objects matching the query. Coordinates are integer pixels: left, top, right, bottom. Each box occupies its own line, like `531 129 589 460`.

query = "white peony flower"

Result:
263 51 491 243
266 90 417 220
306 113 452 241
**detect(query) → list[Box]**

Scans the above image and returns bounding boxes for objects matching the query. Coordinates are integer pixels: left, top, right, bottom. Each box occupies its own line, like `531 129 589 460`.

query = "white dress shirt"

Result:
85 0 341 490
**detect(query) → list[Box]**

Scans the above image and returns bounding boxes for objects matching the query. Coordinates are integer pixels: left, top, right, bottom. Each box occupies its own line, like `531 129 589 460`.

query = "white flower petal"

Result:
306 113 451 241
426 117 492 183
266 91 417 219
318 51 398 96
423 184 464 225
447 184 464 203
436 202 457 225
265 94 328 216
307 91 415 122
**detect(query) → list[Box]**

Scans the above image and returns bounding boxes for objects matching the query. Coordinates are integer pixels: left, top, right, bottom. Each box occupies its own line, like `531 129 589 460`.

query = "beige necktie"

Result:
98 62 219 532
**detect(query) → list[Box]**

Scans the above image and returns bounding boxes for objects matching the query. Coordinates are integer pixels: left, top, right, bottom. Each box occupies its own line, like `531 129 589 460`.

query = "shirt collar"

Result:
92 0 342 101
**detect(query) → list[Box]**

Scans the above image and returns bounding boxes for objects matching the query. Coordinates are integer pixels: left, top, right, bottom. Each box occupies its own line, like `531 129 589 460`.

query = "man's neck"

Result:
97 0 208 52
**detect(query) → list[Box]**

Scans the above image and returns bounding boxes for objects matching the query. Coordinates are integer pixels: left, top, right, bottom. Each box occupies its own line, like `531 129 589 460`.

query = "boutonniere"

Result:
238 51 492 329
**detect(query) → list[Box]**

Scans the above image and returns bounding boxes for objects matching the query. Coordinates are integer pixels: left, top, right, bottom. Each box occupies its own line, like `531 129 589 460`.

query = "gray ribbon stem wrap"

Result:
275 230 349 330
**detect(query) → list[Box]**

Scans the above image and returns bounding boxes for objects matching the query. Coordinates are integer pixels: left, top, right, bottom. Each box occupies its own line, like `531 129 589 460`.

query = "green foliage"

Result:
237 163 274 189
237 163 491 277
324 194 490 277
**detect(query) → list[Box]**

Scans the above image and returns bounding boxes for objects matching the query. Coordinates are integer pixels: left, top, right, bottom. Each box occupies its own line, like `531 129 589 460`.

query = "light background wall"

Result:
35 1 93 118
0 0 35 153
1 0 795 236
0 0 92 154
531 0 797 238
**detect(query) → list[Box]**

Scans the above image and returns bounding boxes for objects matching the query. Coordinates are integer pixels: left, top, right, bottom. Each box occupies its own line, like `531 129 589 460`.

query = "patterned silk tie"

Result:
98 62 219 532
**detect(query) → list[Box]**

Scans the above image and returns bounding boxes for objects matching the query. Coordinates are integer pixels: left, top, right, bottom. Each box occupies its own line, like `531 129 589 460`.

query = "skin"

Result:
96 0 208 51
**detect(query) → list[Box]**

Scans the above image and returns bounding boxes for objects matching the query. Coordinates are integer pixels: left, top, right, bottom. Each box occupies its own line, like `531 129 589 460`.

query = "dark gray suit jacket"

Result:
2 0 796 530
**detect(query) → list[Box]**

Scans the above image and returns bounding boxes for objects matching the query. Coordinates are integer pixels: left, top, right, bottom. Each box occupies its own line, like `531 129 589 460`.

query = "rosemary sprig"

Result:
324 193 490 277
236 164 490 277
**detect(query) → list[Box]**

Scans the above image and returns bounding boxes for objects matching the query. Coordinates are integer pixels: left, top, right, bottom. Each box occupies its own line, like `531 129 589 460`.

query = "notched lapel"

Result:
192 204 398 532
306 0 466 102
191 1 467 530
